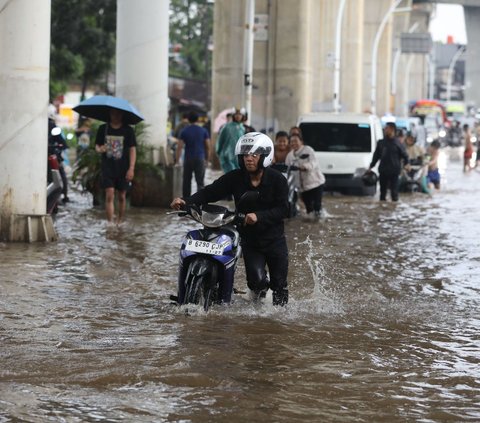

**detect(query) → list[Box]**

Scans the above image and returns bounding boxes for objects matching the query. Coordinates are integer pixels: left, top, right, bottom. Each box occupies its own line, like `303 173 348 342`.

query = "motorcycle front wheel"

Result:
183 259 218 312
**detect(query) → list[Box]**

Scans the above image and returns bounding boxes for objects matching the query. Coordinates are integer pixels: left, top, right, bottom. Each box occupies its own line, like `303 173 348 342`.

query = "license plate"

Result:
185 239 224 255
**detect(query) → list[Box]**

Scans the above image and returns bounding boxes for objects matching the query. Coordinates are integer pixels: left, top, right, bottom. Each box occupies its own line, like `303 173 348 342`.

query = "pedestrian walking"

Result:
289 126 302 137
426 140 441 191
95 109 136 224
368 122 409 202
286 133 325 218
171 112 190 164
463 124 473 173
273 130 290 164
215 108 246 173
176 111 210 198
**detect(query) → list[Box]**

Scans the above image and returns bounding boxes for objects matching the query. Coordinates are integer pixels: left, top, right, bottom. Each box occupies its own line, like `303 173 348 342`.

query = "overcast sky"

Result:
429 4 467 44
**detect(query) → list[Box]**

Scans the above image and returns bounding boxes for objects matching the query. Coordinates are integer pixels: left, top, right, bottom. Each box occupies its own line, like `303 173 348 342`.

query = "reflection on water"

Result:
1 153 479 422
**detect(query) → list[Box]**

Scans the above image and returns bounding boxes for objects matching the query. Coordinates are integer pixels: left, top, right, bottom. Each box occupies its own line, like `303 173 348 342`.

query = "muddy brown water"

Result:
1 150 479 422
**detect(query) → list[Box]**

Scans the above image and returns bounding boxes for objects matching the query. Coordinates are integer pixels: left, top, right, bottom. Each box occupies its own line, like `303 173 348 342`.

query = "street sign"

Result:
400 33 433 54
254 14 268 41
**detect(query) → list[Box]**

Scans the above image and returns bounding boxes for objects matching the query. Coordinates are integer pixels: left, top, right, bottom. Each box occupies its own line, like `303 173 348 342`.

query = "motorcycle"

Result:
47 126 64 214
170 192 258 312
399 159 428 194
271 156 307 218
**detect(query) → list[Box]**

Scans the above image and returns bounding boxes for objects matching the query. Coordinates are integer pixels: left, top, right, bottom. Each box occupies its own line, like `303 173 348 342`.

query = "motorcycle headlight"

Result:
439 130 446 138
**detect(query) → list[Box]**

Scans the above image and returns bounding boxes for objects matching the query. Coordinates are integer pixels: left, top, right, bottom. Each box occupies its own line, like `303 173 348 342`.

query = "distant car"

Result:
297 113 383 196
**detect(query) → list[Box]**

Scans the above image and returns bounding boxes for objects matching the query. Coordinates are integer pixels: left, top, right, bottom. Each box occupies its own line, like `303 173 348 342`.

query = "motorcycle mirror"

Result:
299 154 309 159
237 190 259 213
51 127 62 136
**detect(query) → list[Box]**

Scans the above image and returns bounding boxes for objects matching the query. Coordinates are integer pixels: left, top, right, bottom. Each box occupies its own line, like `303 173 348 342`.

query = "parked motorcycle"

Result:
170 192 258 312
47 126 64 214
48 121 69 203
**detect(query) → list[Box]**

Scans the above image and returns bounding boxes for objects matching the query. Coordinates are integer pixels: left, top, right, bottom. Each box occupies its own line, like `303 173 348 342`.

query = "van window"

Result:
299 123 372 152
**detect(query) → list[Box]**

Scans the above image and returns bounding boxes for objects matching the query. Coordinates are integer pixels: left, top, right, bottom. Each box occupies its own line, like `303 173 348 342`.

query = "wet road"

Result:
1 150 479 422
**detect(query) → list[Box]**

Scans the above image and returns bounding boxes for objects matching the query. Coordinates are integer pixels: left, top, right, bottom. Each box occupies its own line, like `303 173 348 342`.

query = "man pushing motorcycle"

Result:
170 132 290 306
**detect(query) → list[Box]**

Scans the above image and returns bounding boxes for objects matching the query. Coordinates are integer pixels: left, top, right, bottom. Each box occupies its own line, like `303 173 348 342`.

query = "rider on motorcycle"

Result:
48 117 69 203
171 132 290 306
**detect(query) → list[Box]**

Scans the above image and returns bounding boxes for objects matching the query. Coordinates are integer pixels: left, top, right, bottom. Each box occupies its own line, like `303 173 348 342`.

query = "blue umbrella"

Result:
73 95 144 125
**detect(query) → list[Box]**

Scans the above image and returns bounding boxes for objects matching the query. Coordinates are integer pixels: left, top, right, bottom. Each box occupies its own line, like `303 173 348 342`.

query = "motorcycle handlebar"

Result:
171 203 247 226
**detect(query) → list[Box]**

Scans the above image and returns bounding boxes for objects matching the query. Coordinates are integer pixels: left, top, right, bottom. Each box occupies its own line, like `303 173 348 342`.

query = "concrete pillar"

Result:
211 0 246 135
362 0 394 116
313 0 365 113
270 0 313 128
0 0 57 242
464 6 480 108
211 0 420 132
342 0 365 113
116 0 169 164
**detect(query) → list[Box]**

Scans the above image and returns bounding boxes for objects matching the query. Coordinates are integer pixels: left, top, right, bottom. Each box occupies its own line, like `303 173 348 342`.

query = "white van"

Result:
297 112 383 195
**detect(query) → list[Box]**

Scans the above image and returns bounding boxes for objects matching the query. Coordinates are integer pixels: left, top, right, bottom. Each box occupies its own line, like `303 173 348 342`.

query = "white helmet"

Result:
235 132 274 169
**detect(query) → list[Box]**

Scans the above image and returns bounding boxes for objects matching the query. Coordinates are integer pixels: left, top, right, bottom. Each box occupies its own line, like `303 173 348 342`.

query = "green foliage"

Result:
71 121 103 198
50 0 116 99
50 0 214 97
169 0 214 80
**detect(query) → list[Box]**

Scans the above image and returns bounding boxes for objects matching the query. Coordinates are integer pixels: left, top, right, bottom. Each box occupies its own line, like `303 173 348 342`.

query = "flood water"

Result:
1 149 479 422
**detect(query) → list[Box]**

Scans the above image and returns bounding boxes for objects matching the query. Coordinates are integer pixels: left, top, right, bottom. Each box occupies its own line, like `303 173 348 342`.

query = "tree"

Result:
169 0 214 81
50 0 214 98
50 0 116 100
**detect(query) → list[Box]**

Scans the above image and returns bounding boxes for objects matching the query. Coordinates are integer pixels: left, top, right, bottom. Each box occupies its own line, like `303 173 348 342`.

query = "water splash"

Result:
292 235 344 315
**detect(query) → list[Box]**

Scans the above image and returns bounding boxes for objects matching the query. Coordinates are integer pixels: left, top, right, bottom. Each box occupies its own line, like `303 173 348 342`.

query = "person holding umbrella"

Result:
73 95 143 224
95 108 137 224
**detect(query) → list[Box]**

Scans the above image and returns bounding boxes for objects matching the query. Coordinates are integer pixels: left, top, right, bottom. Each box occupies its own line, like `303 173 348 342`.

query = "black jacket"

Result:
186 167 288 248
370 137 409 175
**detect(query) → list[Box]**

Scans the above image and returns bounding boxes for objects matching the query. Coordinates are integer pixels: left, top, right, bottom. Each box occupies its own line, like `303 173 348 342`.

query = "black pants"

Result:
242 237 288 293
182 158 206 198
379 172 399 201
301 184 324 213
59 164 68 198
